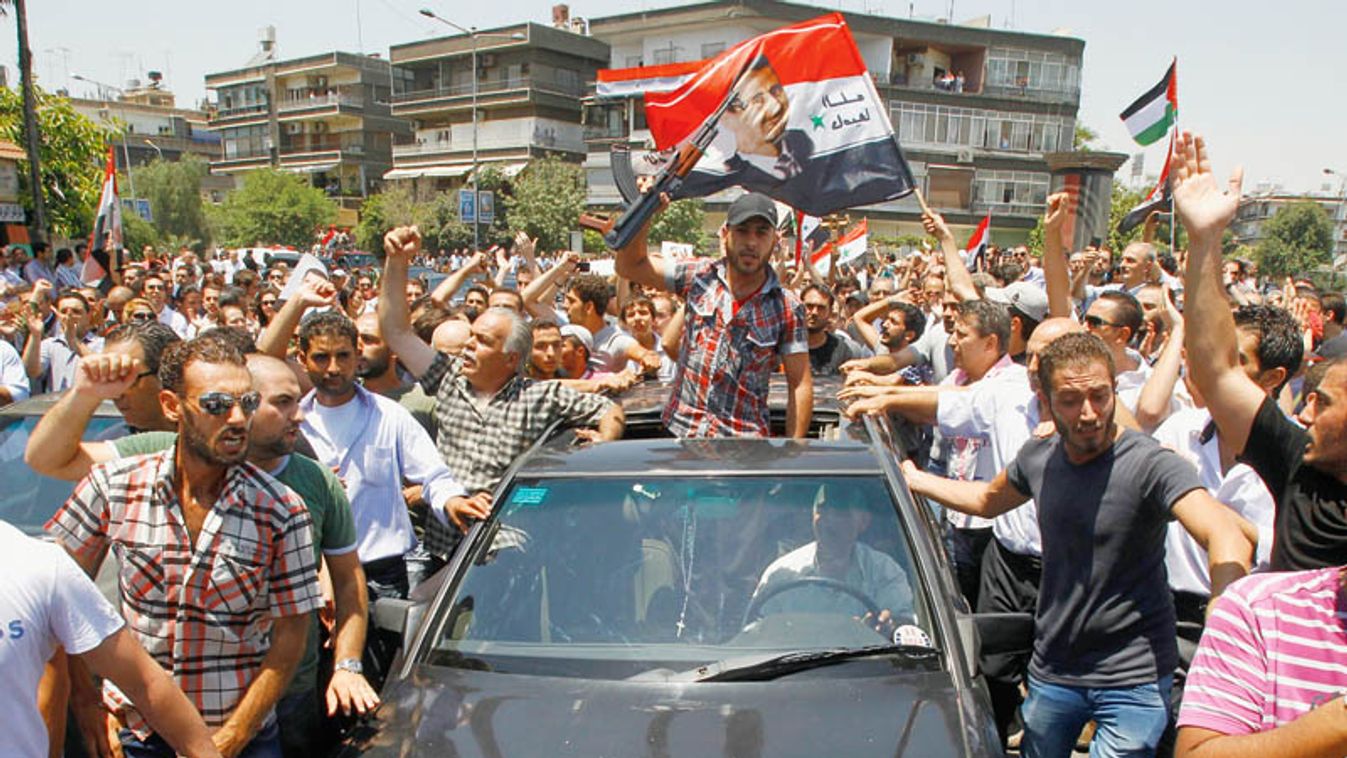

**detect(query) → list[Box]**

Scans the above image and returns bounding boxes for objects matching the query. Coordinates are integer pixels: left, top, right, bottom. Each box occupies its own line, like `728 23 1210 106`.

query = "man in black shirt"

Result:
1175 131 1347 571
802 284 857 377
903 331 1252 756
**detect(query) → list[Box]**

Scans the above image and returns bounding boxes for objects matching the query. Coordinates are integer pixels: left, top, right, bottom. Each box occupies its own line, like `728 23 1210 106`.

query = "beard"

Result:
182 409 248 466
1051 405 1115 458
357 351 391 379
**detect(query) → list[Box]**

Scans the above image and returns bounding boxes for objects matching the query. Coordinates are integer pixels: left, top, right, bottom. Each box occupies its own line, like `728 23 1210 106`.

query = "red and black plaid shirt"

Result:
663 258 807 437
47 450 321 738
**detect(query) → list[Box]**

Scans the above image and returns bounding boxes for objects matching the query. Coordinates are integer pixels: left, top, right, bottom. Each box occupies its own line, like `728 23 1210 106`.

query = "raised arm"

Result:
24 354 128 480
520 250 578 321
1174 132 1262 456
1134 293 1185 433
901 462 1030 519
922 210 977 302
379 227 439 379
849 295 897 351
1042 192 1076 318
257 277 337 359
429 252 488 308
614 193 675 292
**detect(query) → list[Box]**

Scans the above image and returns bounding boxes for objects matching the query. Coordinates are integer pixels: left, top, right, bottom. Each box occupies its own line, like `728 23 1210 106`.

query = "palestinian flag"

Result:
644 12 915 216
596 60 704 99
83 146 122 292
965 213 990 271
1118 131 1174 235
1119 60 1177 147
793 210 828 266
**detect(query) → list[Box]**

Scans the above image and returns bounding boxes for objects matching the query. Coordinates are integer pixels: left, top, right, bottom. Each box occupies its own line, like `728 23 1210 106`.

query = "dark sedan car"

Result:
341 400 1024 757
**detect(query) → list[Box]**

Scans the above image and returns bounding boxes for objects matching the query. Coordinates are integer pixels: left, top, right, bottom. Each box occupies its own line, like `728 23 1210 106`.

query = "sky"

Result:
5 0 1344 196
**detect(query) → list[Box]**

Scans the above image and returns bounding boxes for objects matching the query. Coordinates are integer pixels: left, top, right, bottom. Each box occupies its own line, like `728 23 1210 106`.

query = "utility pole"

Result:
15 0 48 242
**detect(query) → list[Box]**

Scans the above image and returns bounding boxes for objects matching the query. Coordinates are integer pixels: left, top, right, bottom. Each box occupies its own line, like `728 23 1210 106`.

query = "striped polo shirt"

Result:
1178 567 1347 735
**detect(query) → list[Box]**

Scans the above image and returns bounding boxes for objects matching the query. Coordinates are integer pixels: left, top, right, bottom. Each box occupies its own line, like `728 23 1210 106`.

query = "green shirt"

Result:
111 432 358 695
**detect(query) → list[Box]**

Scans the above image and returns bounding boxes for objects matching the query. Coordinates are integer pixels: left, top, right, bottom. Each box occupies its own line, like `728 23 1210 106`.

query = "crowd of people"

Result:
2 130 1346 758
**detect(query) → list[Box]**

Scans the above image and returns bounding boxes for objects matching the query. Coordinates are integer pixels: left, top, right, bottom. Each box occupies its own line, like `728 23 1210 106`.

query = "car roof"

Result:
0 392 122 418
516 434 883 478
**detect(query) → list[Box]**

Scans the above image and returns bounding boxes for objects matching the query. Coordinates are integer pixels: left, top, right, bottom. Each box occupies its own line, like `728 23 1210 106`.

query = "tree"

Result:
1106 181 1146 253
127 155 211 250
503 156 585 251
1255 201 1334 277
0 87 114 240
1073 122 1099 152
356 184 471 253
649 198 707 251
208 169 337 249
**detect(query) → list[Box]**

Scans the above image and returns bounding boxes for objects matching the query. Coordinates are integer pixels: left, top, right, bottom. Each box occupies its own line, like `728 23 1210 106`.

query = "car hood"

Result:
341 663 993 757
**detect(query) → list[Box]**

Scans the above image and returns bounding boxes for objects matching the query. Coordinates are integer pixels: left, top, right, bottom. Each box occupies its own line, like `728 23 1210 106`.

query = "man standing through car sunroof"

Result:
45 336 322 758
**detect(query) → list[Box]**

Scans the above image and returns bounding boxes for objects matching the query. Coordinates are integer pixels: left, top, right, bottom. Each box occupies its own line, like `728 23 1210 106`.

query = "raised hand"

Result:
513 230 537 261
1171 131 1243 245
75 353 144 400
383 226 422 261
1043 191 1076 251
921 210 953 243
295 276 338 309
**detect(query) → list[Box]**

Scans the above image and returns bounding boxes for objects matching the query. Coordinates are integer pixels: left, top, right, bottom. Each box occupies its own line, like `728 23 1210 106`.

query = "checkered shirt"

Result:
46 450 321 738
662 258 807 437
419 354 616 557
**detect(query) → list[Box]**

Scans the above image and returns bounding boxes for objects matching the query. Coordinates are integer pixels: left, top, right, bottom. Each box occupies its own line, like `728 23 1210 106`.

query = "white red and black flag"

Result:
82 146 122 292
965 213 991 271
792 210 829 266
644 13 916 216
1118 131 1174 235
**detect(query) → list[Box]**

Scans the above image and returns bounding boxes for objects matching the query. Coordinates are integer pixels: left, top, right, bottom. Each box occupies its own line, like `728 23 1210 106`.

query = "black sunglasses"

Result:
193 390 261 417
1083 315 1120 329
129 312 155 322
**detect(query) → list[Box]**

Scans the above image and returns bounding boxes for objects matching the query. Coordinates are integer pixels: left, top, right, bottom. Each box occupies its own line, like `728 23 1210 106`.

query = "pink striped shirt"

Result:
1177 567 1347 735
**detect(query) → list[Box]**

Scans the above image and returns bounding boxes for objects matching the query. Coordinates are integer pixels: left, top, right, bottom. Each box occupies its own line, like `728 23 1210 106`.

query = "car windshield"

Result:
426 474 934 679
0 414 126 536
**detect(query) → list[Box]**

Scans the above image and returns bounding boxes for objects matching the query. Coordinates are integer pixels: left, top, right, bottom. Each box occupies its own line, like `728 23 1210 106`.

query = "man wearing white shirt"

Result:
22 242 55 285
1083 291 1149 411
142 274 191 338
296 311 464 686
0 337 31 405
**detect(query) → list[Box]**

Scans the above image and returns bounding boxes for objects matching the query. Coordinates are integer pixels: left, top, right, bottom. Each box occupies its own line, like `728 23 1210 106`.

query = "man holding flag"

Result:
82 146 123 293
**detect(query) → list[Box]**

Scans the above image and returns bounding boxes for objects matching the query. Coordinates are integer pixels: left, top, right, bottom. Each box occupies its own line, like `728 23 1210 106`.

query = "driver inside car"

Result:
752 484 914 637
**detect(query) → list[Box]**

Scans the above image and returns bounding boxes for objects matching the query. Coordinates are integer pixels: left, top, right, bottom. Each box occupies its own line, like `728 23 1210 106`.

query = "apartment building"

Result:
583 0 1084 242
385 19 608 191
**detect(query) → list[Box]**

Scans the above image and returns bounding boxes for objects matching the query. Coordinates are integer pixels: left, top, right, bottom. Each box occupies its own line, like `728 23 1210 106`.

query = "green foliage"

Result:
0 87 116 239
1107 181 1146 253
473 166 512 246
121 212 159 257
355 184 472 253
502 156 585 251
648 198 707 251
1073 123 1098 152
1025 217 1045 256
1255 201 1335 277
582 228 605 253
127 155 211 250
209 168 337 249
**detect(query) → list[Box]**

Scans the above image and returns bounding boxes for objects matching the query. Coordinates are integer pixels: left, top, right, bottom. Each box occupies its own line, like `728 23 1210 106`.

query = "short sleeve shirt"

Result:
663 258 807 437
1237 396 1347 571
1007 430 1203 687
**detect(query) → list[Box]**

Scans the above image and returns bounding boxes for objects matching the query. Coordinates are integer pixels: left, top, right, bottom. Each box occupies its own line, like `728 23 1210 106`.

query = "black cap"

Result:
726 192 778 227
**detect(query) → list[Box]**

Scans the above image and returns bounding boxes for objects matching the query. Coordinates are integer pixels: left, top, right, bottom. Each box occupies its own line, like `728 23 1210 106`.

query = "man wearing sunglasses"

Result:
43 337 322 758
1082 291 1150 413
141 274 191 339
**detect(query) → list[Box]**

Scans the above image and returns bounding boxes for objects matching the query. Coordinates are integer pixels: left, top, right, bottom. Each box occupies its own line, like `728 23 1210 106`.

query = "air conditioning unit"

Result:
956 149 974 163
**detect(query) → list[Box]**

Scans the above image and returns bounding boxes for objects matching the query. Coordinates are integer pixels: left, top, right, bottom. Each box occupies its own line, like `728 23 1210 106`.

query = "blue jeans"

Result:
1021 674 1172 758
120 718 281 758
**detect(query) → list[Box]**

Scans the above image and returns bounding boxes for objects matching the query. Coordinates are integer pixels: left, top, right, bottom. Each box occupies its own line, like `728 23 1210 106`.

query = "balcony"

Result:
278 88 365 114
392 76 586 108
210 103 270 126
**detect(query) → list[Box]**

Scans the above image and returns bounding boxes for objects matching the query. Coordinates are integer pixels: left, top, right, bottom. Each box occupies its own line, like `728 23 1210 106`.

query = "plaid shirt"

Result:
46 450 321 738
420 353 616 557
663 258 807 437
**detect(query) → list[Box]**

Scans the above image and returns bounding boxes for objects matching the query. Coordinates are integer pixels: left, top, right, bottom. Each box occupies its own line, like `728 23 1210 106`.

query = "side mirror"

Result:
971 612 1034 658
373 597 428 651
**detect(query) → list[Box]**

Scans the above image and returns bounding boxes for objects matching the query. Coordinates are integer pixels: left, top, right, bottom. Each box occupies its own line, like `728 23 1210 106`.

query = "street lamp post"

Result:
1325 168 1347 265
73 74 137 202
418 10 523 252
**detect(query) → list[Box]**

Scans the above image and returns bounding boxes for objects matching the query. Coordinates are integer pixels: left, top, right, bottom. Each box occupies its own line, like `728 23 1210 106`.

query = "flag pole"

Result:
1168 56 1178 257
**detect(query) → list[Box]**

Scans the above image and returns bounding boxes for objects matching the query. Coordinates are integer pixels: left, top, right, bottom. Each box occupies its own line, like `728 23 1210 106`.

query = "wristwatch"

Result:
334 657 363 675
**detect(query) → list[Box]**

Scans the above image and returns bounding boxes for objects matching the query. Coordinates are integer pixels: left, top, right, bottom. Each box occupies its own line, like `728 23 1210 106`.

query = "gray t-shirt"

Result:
1007 429 1203 688
908 320 953 384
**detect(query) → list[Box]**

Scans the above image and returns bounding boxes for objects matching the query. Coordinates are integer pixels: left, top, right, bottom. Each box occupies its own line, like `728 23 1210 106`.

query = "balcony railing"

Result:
279 91 364 112
392 134 584 157
212 103 270 120
281 136 367 154
392 76 585 105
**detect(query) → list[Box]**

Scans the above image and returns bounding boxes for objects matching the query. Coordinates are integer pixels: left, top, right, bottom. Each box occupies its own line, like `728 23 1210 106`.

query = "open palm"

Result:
1171 132 1243 242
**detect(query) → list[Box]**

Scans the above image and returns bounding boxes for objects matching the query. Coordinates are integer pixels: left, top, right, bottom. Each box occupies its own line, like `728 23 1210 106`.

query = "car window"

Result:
0 415 127 536
426 475 933 678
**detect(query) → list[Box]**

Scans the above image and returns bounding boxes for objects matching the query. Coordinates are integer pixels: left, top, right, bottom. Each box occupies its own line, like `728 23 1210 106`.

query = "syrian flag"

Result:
645 12 915 216
1118 131 1174 235
596 60 704 99
83 146 122 292
965 213 991 271
1119 59 1177 147
834 218 869 265
793 210 828 266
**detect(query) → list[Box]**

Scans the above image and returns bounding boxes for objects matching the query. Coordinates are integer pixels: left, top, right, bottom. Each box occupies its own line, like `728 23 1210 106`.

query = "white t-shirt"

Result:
0 521 124 758
156 306 191 339
590 323 638 374
0 339 30 404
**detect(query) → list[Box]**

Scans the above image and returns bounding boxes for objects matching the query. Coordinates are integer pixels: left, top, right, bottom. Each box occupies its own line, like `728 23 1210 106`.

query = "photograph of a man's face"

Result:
724 56 790 158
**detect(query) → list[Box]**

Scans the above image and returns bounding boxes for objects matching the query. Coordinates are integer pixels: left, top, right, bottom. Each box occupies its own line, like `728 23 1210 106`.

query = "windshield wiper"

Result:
688 644 940 683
